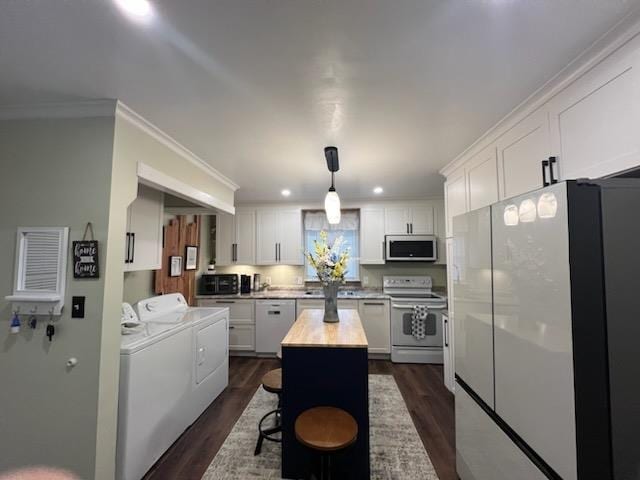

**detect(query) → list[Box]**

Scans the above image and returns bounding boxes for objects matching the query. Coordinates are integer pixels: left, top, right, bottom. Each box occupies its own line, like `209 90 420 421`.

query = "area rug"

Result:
202 375 439 479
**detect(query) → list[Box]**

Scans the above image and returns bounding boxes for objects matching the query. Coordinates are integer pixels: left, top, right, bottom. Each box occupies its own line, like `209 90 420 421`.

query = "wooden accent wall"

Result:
155 215 201 305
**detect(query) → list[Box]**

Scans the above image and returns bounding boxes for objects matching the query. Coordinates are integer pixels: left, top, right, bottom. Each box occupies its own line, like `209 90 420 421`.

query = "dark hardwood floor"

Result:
144 357 455 480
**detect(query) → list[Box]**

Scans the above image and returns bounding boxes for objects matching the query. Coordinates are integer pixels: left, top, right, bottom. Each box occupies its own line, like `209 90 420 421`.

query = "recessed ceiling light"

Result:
281 189 291 197
114 0 153 20
373 186 384 194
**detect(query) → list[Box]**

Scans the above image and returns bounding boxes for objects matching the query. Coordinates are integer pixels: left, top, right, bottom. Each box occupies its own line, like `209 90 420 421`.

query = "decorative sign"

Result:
170 256 183 277
73 223 99 279
185 246 198 270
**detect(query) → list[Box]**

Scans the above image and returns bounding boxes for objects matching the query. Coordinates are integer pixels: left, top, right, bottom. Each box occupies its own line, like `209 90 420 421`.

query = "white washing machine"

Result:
117 293 229 480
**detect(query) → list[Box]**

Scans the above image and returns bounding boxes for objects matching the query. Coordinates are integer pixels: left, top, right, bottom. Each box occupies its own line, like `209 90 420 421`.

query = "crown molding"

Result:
440 9 640 178
115 101 239 192
0 99 117 120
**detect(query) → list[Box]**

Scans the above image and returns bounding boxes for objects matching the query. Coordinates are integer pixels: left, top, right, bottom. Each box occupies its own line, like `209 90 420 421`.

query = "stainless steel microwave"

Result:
385 235 437 262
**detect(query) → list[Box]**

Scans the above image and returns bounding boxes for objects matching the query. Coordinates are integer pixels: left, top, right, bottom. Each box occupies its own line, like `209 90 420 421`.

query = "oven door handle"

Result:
391 304 447 310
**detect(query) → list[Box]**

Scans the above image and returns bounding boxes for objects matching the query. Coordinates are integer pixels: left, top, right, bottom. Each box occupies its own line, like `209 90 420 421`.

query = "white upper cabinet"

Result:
360 206 386 264
256 210 278 264
466 143 499 211
125 184 164 272
256 208 302 265
216 209 256 266
384 206 411 234
277 208 303 265
215 213 234 266
234 210 256 265
548 36 640 181
496 107 551 200
444 166 468 238
384 204 433 235
410 205 435 234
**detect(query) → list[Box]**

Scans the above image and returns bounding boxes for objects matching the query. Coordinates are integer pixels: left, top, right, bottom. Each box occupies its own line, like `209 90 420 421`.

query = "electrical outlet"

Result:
265 276 272 285
363 276 369 286
295 276 303 285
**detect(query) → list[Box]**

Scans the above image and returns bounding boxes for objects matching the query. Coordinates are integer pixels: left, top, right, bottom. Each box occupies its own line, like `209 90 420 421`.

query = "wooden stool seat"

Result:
295 406 358 452
262 368 282 394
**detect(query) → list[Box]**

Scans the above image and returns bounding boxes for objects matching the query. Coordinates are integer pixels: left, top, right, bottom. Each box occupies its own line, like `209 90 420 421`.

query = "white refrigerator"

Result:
453 179 640 480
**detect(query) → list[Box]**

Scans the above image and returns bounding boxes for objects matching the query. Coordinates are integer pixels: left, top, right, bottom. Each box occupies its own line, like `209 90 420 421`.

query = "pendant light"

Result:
324 146 341 224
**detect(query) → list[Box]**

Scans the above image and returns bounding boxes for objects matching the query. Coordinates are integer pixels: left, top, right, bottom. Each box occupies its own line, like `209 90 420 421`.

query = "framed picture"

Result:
170 256 183 277
185 245 198 271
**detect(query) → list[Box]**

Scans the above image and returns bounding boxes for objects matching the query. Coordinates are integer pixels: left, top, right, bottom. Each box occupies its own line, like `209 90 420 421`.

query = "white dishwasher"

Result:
256 299 296 353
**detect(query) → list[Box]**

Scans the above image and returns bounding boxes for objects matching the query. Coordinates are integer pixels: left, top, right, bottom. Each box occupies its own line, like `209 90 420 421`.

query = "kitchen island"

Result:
281 309 370 479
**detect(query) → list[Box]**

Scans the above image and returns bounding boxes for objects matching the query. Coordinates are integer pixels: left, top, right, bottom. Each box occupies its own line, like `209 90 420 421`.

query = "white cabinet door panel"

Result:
445 167 467 238
256 210 278 265
277 209 303 265
467 144 498 211
215 213 234 267
234 210 255 265
492 183 577 480
385 206 410 234
126 184 164 272
358 300 390 354
549 40 640 180
228 324 255 351
360 207 385 264
410 205 434 234
497 107 550 200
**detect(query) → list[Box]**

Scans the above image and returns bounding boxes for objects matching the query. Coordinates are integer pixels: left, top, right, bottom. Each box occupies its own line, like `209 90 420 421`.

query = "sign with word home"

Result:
73 240 99 278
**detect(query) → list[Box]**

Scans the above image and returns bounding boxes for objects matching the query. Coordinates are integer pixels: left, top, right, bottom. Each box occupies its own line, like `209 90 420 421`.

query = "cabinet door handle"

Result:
216 300 236 304
541 159 550 187
275 243 278 262
125 233 131 264
549 156 558 184
278 243 281 262
130 233 135 264
363 302 385 306
229 325 235 329
410 223 414 234
444 318 449 347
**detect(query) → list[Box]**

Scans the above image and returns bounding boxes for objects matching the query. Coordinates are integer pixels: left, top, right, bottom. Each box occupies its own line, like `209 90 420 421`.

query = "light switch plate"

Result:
72 296 85 318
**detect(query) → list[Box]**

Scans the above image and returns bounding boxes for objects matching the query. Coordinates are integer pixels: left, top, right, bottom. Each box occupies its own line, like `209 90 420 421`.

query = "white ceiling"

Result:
1 0 639 203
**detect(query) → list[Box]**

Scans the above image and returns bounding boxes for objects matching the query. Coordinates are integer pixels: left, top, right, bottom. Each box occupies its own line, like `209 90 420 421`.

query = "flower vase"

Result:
323 283 340 323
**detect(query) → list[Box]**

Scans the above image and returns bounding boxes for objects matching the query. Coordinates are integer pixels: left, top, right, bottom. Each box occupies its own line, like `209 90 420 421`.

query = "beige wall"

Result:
0 116 116 478
122 271 155 305
113 110 235 209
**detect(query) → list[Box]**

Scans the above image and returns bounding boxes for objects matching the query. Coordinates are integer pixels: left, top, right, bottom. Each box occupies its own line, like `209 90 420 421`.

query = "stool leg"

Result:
254 433 264 456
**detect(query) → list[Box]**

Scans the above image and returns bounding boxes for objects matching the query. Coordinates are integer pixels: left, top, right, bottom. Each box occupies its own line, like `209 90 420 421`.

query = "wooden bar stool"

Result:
295 406 358 480
254 368 282 455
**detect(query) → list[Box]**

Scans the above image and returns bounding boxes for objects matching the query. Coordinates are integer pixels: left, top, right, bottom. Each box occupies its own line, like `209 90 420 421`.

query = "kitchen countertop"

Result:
196 286 447 301
281 309 368 348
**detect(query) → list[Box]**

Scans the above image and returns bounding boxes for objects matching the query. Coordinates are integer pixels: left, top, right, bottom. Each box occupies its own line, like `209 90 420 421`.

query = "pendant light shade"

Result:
324 146 341 224
325 188 341 224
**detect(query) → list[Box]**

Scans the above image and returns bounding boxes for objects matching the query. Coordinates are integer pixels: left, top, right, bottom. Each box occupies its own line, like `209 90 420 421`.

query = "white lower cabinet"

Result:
197 299 255 351
456 385 546 480
358 299 390 355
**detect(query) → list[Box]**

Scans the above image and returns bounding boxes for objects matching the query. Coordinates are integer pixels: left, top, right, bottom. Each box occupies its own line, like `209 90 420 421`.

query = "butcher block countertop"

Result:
281 309 368 349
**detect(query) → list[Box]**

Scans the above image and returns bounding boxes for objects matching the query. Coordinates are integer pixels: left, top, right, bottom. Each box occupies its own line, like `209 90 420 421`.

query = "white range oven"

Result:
384 275 447 364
